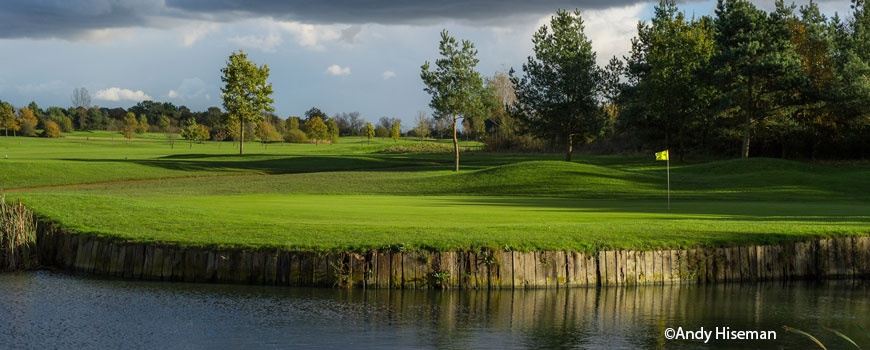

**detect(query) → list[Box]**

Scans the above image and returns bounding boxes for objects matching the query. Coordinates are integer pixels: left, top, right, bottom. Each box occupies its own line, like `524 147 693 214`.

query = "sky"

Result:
0 0 854 125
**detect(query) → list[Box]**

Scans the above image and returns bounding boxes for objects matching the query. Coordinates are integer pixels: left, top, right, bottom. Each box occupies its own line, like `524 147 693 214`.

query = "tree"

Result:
157 115 171 132
711 0 802 158
181 119 209 148
0 102 14 136
375 125 389 138
390 120 401 142
255 120 281 149
285 116 300 131
365 122 375 143
304 107 328 121
220 50 275 155
16 107 38 137
304 116 328 144
421 29 487 171
136 114 149 133
120 112 138 142
512 9 603 161
42 121 61 138
625 0 715 160
414 111 431 142
71 87 91 109
326 118 340 143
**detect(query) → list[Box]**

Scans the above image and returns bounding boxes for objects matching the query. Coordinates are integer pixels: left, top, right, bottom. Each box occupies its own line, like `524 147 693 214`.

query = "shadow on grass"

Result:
59 155 452 174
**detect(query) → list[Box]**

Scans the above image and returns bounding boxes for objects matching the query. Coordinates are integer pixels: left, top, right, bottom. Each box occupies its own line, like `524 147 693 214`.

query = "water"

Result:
1 271 868 349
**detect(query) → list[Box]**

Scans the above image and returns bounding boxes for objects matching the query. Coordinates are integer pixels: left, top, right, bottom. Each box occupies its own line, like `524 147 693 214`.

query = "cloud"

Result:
95 87 152 102
274 21 344 50
180 22 218 47
228 32 282 52
0 0 670 40
326 64 351 76
382 71 396 80
167 78 209 100
583 3 646 65
17 80 67 93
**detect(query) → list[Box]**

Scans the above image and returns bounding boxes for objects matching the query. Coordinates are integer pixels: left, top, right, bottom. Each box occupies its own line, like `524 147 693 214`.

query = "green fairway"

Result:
2 135 868 252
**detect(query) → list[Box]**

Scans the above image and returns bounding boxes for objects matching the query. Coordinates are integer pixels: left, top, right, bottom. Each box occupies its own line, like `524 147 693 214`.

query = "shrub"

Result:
284 129 309 143
18 120 37 137
42 121 61 138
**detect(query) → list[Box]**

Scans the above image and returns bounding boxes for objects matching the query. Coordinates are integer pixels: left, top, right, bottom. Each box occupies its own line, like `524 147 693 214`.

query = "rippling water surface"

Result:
1 271 868 349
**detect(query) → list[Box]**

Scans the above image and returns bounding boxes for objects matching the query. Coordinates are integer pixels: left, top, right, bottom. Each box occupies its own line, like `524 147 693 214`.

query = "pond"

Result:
1 271 867 349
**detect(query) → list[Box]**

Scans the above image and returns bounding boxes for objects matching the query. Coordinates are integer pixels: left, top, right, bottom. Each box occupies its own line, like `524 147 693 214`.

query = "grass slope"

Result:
2 135 868 252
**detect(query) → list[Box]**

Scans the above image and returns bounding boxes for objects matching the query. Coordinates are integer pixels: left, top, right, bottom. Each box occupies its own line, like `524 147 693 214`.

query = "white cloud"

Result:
166 77 208 100
71 27 137 44
95 87 152 102
17 80 67 93
228 32 282 52
326 64 351 76
382 71 396 80
274 21 348 50
180 22 218 47
583 4 646 65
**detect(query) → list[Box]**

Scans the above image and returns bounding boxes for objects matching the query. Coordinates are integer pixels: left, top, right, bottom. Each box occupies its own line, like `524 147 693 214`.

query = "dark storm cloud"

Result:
0 0 647 39
165 0 643 25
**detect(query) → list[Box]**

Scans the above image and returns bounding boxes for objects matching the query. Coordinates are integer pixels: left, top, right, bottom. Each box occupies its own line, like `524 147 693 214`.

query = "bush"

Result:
57 117 74 133
19 121 36 137
284 129 309 143
42 121 61 138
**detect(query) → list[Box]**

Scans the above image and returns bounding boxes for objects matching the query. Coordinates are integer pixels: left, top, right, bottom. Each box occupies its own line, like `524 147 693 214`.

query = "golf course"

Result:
2 132 867 254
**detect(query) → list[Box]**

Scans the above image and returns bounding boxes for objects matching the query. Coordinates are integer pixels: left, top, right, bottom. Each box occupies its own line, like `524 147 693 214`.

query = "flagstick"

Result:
667 155 670 211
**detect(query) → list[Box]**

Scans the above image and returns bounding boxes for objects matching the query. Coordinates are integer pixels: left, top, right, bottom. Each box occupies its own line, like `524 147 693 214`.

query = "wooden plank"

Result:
131 244 145 279
661 250 674 284
251 251 266 285
599 251 609 286
163 248 176 280
856 237 870 277
391 253 403 289
512 252 524 288
263 251 277 285
204 251 216 282
652 250 663 284
499 251 513 289
584 252 597 286
150 247 164 280
142 245 155 280
170 249 185 281
554 251 567 287
669 250 681 284
623 251 636 285
524 252 536 288
401 252 417 289
375 252 389 288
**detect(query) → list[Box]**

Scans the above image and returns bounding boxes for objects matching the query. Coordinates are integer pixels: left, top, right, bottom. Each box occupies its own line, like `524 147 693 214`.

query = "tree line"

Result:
420 0 870 167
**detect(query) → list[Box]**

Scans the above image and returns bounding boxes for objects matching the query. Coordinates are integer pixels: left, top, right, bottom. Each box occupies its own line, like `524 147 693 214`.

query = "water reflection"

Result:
0 271 867 349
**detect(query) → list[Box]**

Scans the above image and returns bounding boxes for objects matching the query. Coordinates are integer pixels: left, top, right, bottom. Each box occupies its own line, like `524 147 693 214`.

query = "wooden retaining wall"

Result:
35 224 870 288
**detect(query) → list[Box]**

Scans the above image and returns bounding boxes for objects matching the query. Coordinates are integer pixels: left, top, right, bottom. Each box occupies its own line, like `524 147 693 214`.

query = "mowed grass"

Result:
2 135 868 252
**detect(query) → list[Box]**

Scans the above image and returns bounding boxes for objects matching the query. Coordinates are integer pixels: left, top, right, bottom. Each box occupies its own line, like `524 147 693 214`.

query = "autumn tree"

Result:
421 29 487 171
390 120 401 142
220 50 275 155
365 122 375 143
326 118 340 143
0 102 14 136
305 116 328 144
120 112 138 142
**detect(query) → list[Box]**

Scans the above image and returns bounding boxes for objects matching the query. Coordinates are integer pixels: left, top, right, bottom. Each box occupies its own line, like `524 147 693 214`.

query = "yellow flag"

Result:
655 150 669 161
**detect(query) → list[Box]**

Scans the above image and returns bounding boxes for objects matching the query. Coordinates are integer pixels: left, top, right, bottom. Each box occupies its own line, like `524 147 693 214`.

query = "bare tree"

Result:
71 87 91 109
488 68 516 108
414 111 430 142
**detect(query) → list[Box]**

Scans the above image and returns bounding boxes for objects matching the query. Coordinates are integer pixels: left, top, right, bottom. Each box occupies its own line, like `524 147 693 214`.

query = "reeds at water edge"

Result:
0 196 37 271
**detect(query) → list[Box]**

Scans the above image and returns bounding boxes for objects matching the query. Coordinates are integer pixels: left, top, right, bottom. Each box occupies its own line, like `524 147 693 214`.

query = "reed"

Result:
0 195 38 271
